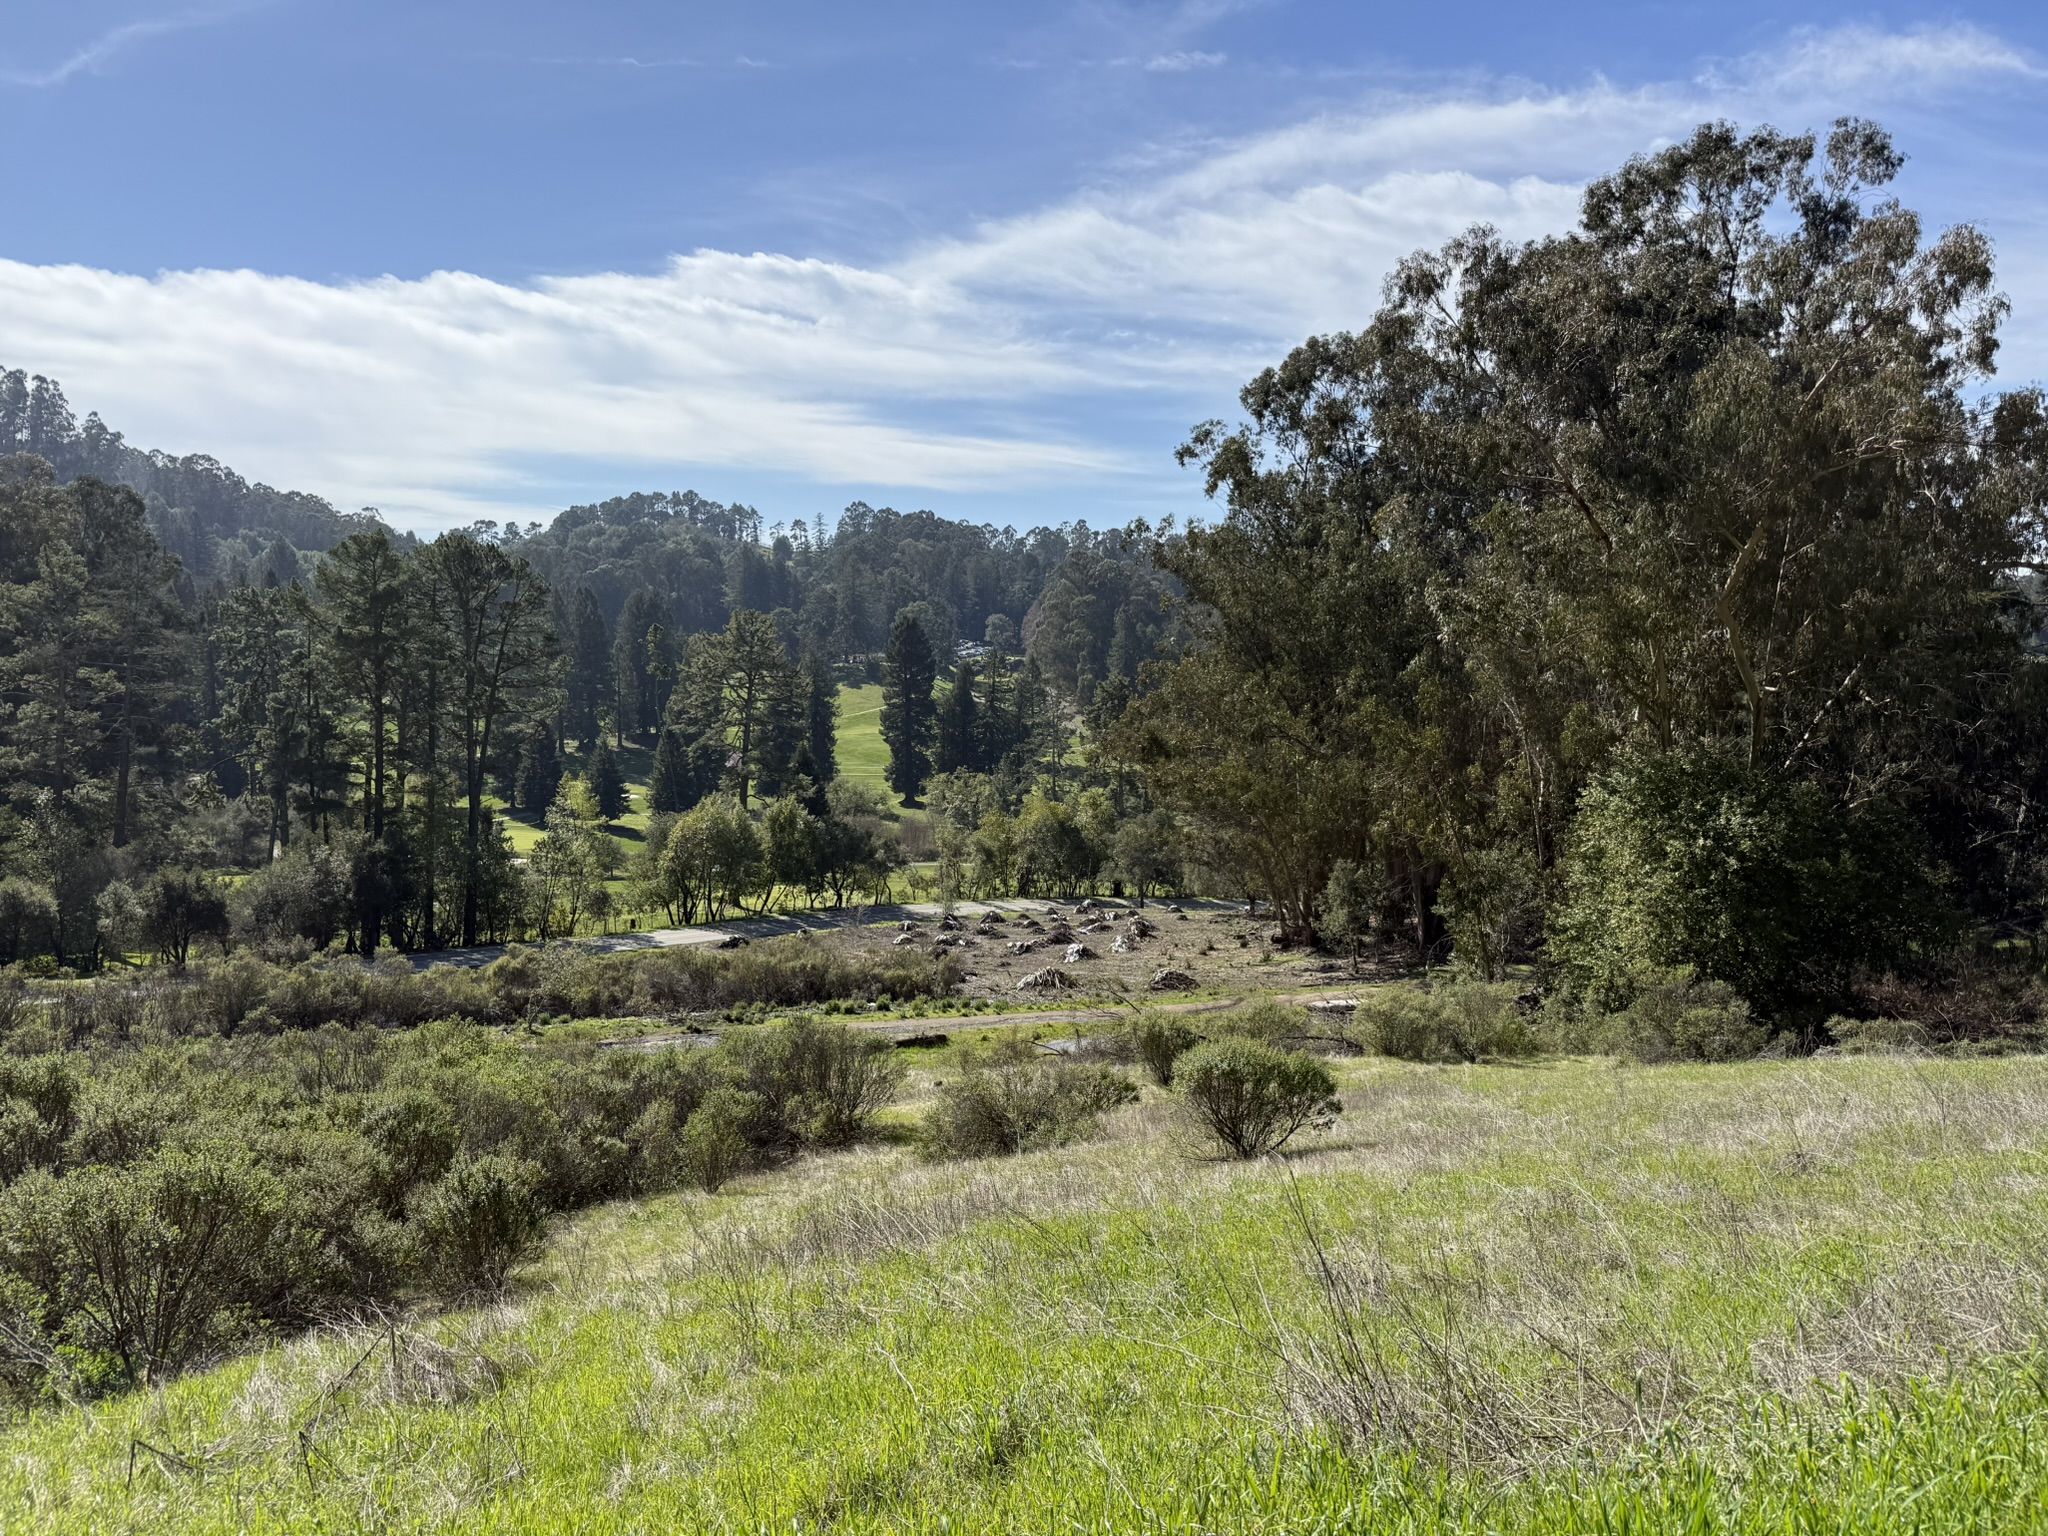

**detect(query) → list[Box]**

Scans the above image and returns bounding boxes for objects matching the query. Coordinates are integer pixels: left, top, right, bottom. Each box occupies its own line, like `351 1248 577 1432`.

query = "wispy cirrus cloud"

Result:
1719 22 2042 96
1144 51 1226 72
524 55 706 70
0 7 256 88
0 22 2038 529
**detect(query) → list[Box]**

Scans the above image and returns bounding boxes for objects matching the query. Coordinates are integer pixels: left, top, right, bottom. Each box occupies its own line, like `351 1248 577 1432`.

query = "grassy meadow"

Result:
9 1044 2048 1532
833 681 896 807
489 681 927 935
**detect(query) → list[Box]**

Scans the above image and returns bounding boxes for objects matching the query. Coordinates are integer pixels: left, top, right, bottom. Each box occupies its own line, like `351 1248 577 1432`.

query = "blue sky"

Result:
2 2 2045 532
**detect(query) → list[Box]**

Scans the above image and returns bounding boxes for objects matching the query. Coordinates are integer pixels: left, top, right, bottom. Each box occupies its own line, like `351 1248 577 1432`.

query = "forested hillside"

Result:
0 382 1188 967
0 369 383 587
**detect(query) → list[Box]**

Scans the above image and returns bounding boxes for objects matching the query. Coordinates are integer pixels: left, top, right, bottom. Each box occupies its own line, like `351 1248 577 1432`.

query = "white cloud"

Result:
1144 51 1225 72
0 8 257 88
0 22 2037 529
1723 23 2041 97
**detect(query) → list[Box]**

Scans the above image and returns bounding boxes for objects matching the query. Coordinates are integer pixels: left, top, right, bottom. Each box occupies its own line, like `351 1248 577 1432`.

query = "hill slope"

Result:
5 1050 2046 1532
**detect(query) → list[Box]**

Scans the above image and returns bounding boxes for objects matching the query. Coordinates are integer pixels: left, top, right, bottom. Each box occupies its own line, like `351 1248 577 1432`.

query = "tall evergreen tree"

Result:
648 725 689 814
566 587 610 749
880 608 937 802
802 645 839 784
589 737 628 821
612 588 670 741
700 610 801 810
934 659 980 775
420 532 561 947
317 528 411 954
517 723 561 813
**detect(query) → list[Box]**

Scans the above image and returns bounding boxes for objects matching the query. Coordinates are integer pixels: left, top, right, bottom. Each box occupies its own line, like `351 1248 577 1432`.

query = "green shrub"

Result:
1360 981 1538 1063
1826 1015 1932 1052
681 1088 762 1193
1174 1038 1339 1158
0 1055 77 1179
1131 1017 1202 1086
0 938 962 1053
0 1144 294 1387
0 1005 915 1404
721 1017 904 1149
1214 999 1314 1045
1549 745 1957 1021
359 1090 461 1210
922 1042 1137 1160
1561 971 1768 1062
412 1155 546 1298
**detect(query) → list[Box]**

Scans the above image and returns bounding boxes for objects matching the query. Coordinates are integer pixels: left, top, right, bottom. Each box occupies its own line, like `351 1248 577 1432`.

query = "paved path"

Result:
410 898 1249 971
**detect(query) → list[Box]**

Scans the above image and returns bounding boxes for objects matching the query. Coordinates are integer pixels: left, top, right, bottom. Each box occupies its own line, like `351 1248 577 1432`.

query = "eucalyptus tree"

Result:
1130 117 2048 964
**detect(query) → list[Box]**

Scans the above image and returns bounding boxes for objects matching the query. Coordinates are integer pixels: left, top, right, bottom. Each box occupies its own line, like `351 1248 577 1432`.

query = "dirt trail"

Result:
595 981 1372 1052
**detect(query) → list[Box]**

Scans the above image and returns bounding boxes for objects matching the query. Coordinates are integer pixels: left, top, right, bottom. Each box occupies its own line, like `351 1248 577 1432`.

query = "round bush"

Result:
412 1155 545 1297
921 1042 1137 1160
681 1087 762 1193
1131 1017 1202 1086
1175 1038 1340 1158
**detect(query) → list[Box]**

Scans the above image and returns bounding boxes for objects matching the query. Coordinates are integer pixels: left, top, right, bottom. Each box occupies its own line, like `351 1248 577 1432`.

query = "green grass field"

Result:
9 1047 2048 1532
834 681 893 804
834 681 929 833
492 742 659 926
488 691 929 930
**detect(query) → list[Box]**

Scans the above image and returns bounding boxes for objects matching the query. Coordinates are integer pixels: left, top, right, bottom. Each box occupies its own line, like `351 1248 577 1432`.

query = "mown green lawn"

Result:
10 1050 2048 1532
492 741 659 927
834 682 899 808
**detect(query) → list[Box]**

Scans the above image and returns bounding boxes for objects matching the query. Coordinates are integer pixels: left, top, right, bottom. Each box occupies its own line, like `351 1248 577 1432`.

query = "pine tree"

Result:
880 609 937 803
590 737 628 821
934 659 980 774
789 743 832 818
612 589 670 741
700 610 802 809
567 587 610 748
516 723 561 814
648 726 689 814
802 646 838 783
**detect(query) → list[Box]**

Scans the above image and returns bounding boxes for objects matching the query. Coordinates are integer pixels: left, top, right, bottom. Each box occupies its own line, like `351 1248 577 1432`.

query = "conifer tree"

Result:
590 737 628 821
516 722 561 813
934 659 980 775
648 726 689 814
802 645 838 784
566 587 610 749
880 609 937 802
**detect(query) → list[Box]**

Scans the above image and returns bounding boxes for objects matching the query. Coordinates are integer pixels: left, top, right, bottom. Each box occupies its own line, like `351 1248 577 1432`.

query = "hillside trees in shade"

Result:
1 367 382 585
881 609 938 803
1024 526 1183 701
612 588 673 741
507 493 1081 672
1120 118 2048 1009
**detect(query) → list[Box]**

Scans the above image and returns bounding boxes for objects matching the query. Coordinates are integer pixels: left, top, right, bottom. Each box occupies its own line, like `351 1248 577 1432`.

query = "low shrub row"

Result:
0 938 959 1051
0 1016 901 1406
